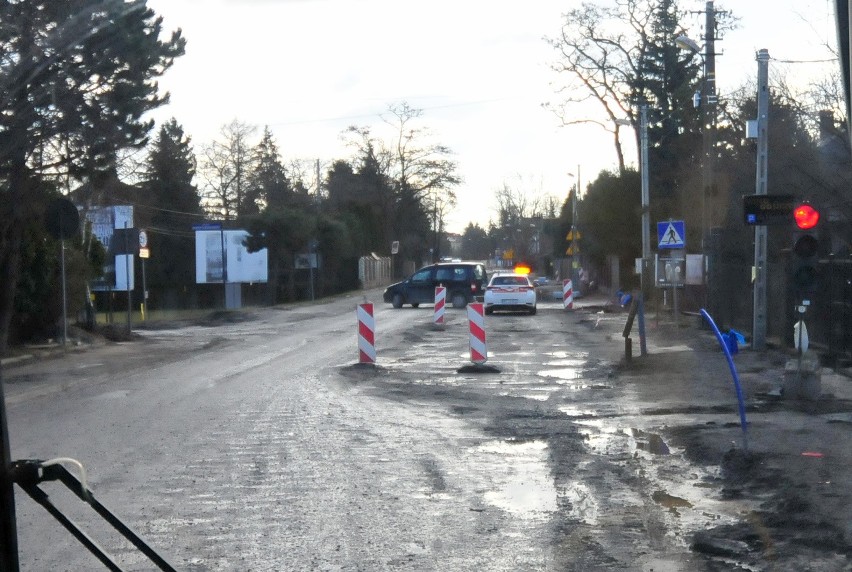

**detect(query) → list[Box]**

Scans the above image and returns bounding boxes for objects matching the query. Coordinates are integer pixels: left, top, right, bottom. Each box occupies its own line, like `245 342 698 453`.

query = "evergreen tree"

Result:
142 119 202 308
248 127 292 212
578 169 642 284
244 207 314 303
0 0 184 350
631 0 702 226
460 223 492 260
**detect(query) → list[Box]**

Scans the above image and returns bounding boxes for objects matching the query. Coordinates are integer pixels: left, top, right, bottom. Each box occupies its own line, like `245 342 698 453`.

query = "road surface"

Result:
3 289 850 570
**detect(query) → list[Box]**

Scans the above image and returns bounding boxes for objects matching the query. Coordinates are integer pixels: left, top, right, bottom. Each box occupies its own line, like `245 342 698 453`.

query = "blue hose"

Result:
700 309 748 450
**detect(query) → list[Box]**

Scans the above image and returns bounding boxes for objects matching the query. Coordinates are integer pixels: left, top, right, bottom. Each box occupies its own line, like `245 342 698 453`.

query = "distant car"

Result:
484 273 537 315
383 261 488 309
533 277 549 287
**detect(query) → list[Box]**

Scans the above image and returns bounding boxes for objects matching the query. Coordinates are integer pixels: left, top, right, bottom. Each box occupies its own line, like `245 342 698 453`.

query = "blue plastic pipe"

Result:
700 309 748 450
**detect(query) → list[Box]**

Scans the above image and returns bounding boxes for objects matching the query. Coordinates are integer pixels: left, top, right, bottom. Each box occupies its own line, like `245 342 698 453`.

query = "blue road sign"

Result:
657 220 685 249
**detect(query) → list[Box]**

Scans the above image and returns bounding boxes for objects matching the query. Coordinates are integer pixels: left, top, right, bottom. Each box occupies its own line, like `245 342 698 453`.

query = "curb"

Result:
0 354 35 367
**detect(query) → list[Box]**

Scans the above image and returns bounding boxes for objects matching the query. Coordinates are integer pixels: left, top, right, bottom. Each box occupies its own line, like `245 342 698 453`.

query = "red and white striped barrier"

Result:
434 286 446 325
357 303 376 363
466 302 487 364
562 279 574 310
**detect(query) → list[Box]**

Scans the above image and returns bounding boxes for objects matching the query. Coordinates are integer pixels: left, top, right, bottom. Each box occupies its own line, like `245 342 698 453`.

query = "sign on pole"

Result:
742 194 796 225
657 220 686 249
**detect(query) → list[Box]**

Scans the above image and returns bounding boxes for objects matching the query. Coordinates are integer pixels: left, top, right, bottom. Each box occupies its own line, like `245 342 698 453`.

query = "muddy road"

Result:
2 289 850 570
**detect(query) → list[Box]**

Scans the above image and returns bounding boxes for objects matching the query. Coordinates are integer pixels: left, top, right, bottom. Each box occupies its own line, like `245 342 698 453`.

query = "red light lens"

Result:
793 204 819 229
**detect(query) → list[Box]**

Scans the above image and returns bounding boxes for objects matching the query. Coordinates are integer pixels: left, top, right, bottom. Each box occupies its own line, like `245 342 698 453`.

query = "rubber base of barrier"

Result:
456 364 501 374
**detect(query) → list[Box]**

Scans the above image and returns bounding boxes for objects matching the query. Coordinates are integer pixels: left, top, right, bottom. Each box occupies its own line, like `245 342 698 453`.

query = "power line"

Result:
143 225 197 238
772 57 838 64
125 201 208 220
262 97 521 128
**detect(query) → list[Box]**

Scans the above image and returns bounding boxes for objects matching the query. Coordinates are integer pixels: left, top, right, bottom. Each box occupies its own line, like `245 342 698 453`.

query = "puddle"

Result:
543 358 586 368
575 419 623 455
652 490 693 509
520 387 559 401
561 481 599 525
576 422 671 457
537 368 582 381
478 439 557 518
559 406 598 419
545 350 586 359
575 416 747 540
630 428 671 455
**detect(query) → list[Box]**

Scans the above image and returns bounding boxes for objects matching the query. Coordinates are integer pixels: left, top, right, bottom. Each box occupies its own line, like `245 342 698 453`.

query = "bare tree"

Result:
383 102 460 200
546 1 652 171
546 0 706 172
382 102 461 256
198 119 257 220
493 175 556 225
493 175 559 262
343 102 462 258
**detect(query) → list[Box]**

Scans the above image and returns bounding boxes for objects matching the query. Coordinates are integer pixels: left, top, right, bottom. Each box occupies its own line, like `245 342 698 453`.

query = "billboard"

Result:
84 205 135 292
195 229 268 284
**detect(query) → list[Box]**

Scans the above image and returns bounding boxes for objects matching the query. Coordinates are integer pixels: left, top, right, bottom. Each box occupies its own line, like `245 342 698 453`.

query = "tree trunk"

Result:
0 163 29 353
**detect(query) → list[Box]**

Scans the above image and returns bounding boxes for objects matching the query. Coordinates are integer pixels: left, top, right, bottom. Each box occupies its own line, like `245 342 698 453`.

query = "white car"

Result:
484 273 537 315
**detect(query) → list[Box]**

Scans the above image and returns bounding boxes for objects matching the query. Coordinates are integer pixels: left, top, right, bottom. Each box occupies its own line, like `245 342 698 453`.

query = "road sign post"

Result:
139 230 149 318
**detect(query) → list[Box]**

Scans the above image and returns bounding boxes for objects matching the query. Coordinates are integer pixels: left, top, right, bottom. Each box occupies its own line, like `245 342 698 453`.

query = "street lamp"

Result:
566 169 581 284
616 105 650 298
674 34 700 56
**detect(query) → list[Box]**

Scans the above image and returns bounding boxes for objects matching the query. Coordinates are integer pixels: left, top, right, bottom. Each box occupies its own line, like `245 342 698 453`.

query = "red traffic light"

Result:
793 204 819 229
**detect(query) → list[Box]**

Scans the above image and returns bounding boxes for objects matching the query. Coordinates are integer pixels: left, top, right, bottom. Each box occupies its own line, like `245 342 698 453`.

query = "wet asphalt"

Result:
1 287 850 570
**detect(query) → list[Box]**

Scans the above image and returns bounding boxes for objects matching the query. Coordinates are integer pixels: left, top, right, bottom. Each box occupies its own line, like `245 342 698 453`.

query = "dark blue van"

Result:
383 262 488 309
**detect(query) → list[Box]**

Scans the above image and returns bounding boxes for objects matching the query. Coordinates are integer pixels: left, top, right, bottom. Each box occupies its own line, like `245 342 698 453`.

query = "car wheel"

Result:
451 293 467 309
529 306 537 315
411 303 420 308
485 308 493 315
392 294 403 309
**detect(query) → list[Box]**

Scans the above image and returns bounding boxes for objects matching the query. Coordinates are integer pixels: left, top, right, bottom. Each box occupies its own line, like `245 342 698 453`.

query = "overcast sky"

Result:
144 0 838 233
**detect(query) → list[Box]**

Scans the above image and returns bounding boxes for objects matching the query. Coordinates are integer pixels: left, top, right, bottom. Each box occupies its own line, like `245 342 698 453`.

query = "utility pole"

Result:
703 0 718 313
570 165 581 280
752 49 770 350
316 159 322 204
124 221 131 333
639 105 651 299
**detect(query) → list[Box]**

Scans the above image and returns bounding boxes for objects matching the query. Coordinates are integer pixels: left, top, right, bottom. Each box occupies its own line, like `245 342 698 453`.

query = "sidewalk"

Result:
604 299 852 568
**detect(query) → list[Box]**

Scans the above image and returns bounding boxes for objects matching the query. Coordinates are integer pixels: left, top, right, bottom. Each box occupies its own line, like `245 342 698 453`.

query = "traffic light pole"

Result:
752 49 770 350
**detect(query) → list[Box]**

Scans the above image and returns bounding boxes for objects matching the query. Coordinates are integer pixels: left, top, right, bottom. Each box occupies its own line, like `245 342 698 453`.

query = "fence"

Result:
358 255 392 290
710 248 852 366
812 256 852 367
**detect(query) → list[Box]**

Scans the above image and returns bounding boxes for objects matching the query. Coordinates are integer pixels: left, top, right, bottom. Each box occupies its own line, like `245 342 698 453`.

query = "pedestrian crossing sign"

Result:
657 220 685 249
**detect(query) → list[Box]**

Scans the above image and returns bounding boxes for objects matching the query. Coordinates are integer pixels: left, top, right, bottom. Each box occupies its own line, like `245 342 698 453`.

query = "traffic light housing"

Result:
791 203 820 301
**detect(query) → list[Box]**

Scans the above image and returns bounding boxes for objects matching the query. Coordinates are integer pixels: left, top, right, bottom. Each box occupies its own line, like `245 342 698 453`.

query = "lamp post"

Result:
566 167 581 285
616 104 651 298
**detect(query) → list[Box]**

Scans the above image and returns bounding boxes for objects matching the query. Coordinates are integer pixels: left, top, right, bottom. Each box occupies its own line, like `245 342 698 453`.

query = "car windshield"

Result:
1 1 849 570
492 276 529 286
